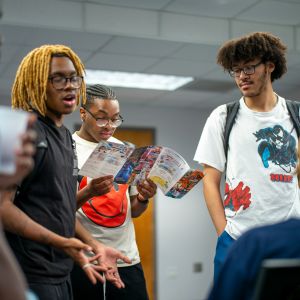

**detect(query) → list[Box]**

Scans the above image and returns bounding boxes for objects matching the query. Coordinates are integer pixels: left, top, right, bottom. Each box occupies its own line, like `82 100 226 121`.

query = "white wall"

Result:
65 103 217 300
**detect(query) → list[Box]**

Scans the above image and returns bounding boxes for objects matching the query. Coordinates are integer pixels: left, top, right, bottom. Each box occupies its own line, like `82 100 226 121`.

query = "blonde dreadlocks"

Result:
12 44 86 116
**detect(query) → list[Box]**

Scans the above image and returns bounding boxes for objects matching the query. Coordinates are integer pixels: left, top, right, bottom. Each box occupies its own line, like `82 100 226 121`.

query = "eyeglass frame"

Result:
228 61 264 78
84 106 124 128
48 75 83 90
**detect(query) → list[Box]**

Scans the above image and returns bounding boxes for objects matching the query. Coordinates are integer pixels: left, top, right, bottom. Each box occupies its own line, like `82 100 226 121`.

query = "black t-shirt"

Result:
6 114 78 284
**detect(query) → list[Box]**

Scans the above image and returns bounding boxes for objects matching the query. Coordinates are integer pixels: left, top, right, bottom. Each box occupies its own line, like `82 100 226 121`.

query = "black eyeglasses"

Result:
229 61 263 78
48 75 83 89
84 107 124 128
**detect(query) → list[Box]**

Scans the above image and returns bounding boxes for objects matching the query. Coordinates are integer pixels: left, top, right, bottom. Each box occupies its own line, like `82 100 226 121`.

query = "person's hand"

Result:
59 237 107 284
77 175 114 208
90 240 132 288
0 113 36 190
137 178 157 201
87 175 114 197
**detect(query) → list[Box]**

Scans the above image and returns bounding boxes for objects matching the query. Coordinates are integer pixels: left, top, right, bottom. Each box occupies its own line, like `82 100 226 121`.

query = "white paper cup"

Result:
0 106 29 174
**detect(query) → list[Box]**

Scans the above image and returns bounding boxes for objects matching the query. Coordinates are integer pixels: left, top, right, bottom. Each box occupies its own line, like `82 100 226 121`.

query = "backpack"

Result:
224 99 300 161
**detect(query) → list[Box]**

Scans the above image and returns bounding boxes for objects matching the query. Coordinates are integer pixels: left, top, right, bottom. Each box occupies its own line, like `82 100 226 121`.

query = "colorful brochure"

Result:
79 141 204 198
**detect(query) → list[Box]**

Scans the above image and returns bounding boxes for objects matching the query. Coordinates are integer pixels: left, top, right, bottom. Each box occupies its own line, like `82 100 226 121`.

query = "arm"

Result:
76 175 114 209
0 220 27 300
75 218 131 288
202 164 226 236
0 190 95 270
130 179 157 218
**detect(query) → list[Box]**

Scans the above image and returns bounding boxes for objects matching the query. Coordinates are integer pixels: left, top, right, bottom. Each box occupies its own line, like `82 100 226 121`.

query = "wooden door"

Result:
114 127 156 300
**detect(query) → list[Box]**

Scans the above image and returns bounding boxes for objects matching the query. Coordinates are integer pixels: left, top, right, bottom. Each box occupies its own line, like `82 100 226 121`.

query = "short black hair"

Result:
83 84 117 108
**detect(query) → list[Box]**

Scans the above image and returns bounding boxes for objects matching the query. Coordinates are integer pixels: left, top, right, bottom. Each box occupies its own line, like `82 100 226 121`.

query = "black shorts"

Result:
29 276 73 300
71 262 149 300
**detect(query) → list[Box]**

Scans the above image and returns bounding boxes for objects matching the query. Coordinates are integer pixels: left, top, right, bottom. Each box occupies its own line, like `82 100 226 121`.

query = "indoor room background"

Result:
1 1 300 299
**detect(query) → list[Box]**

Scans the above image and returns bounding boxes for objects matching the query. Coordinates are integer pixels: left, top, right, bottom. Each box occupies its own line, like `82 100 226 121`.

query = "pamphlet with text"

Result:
79 141 204 198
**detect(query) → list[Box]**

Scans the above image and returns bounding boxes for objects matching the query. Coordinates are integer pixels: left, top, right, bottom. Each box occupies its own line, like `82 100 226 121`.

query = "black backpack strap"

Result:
224 101 240 160
285 99 300 138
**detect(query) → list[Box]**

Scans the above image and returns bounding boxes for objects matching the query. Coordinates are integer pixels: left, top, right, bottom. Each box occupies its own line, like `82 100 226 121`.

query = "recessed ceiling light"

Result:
85 69 194 91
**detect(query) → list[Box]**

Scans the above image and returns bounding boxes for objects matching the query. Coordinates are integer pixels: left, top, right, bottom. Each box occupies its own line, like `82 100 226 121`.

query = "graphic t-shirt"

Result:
194 96 300 239
73 133 140 266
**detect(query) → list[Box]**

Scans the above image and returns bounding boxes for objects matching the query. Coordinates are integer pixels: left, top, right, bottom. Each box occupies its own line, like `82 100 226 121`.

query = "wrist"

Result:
48 234 66 249
137 193 149 204
2 184 18 192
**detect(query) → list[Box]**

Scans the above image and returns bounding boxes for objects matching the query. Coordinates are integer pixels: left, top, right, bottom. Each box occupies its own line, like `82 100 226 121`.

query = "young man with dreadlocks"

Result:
71 84 157 300
1 45 130 300
194 32 300 281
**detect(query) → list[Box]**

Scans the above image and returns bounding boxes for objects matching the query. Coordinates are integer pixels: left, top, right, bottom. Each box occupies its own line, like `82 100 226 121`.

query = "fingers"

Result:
82 263 94 269
67 237 92 252
15 155 34 175
104 269 124 289
16 136 36 161
137 179 157 199
145 178 157 188
139 178 157 191
83 265 105 285
113 272 125 288
118 254 132 265
87 253 107 272
88 252 102 262
27 112 37 128
89 176 114 196
17 113 37 154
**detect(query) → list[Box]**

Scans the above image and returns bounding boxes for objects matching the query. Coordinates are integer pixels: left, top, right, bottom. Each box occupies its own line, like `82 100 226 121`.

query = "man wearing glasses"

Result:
194 32 300 281
71 84 157 300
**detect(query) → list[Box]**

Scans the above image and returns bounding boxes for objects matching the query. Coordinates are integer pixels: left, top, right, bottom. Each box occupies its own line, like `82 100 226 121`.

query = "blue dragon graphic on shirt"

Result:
253 125 297 173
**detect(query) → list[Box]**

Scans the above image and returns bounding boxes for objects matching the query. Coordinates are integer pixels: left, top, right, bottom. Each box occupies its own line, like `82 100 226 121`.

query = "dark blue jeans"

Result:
214 230 235 282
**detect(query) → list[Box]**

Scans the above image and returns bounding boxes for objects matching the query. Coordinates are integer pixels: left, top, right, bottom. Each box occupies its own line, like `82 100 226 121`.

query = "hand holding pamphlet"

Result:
79 141 204 199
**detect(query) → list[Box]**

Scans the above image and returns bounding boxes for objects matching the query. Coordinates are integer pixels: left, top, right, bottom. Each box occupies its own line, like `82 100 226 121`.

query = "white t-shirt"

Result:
194 96 300 239
73 132 140 267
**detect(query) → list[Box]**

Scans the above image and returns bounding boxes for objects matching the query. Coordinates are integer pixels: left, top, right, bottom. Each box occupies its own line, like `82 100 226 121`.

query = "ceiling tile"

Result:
85 52 158 72
3 0 83 30
152 89 223 110
268 0 300 3
170 44 219 62
146 59 215 77
0 25 33 45
18 27 112 52
1 0 300 110
276 67 300 86
164 0 259 18
236 1 300 26
231 20 295 50
204 68 233 82
0 44 21 68
101 36 183 58
112 87 167 106
60 0 171 10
